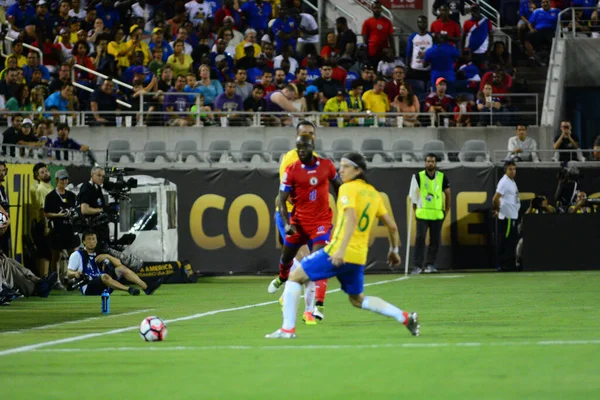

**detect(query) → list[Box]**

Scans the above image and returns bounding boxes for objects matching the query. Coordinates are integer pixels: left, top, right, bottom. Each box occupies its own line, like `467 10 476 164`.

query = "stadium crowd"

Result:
0 0 563 132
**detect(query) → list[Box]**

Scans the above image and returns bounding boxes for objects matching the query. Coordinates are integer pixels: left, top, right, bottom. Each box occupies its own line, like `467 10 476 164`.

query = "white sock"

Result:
290 258 301 273
282 281 302 331
303 281 316 312
361 296 407 324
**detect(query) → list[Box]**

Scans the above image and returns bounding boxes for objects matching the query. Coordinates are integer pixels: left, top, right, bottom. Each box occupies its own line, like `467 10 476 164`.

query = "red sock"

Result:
279 260 293 281
402 311 409 326
315 279 328 303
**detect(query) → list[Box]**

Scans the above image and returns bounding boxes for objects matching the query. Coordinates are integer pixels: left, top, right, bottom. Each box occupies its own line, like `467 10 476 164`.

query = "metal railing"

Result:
1 36 44 65
465 0 501 28
493 149 590 163
71 63 132 109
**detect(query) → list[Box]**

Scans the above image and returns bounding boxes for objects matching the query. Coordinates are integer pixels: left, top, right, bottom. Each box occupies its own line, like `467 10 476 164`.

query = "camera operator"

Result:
67 231 162 296
31 163 53 278
568 191 597 214
526 194 556 215
44 170 80 290
76 166 110 248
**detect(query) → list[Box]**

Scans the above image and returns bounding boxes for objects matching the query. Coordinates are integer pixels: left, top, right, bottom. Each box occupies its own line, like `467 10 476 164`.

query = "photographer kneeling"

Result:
67 231 162 296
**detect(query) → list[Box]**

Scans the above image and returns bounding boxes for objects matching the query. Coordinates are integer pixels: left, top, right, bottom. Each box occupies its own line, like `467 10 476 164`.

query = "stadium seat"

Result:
239 140 267 162
330 138 354 161
361 138 391 162
459 140 490 162
267 137 291 162
143 141 169 162
107 139 134 163
392 139 418 162
422 140 449 162
207 140 232 163
315 138 324 152
174 140 201 162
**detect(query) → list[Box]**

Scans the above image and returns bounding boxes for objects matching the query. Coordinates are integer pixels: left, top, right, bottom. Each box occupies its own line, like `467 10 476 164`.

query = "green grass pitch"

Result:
1 272 600 399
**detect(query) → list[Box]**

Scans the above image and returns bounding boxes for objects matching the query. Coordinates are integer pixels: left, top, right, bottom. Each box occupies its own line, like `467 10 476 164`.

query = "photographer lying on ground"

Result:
67 231 162 296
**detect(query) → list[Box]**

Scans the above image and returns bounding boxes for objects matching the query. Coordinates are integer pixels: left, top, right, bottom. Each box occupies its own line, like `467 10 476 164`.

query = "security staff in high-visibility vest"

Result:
412 153 450 274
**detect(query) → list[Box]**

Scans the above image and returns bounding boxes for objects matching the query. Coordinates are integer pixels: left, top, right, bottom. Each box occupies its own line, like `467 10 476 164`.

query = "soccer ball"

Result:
139 316 168 342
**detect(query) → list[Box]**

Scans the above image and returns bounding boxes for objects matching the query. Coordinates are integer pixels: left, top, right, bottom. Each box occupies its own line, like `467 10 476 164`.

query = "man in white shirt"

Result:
185 0 213 27
297 12 318 53
507 124 539 162
493 161 521 271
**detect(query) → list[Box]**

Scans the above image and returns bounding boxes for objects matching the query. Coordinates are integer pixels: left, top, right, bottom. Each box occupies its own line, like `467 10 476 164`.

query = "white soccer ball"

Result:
139 316 168 342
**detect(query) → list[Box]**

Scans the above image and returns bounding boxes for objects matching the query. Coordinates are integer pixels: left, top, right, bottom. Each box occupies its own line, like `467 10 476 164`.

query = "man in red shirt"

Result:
385 65 405 102
480 67 512 100
268 135 342 322
361 1 393 64
424 77 456 124
430 5 461 46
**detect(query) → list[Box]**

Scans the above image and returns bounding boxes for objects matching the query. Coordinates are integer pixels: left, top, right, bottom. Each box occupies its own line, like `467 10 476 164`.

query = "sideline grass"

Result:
1 272 600 399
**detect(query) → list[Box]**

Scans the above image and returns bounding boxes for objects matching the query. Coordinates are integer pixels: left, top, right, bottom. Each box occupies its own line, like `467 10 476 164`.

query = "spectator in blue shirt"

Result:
571 0 596 20
44 83 74 113
7 0 36 34
148 27 173 62
50 122 89 160
518 0 540 43
424 34 460 90
23 51 51 83
96 0 120 30
271 7 299 54
524 0 559 64
241 0 272 36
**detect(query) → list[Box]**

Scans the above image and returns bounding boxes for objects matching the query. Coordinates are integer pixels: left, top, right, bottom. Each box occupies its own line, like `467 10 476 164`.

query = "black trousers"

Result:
413 218 443 268
497 218 519 270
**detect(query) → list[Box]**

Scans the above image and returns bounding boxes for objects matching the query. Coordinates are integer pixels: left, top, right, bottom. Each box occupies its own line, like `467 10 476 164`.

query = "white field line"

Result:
0 276 412 357
0 309 155 335
31 340 600 353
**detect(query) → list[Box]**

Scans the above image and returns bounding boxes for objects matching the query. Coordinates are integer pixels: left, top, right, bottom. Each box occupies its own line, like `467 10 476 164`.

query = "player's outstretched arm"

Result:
330 208 357 266
380 214 401 267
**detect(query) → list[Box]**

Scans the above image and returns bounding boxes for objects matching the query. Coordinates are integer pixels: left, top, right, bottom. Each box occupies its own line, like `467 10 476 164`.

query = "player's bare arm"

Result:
330 207 357 266
277 190 296 234
330 175 343 196
444 187 451 217
380 214 401 267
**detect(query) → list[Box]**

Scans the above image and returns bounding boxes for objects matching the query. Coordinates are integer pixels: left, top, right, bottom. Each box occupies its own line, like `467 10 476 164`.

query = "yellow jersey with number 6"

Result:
325 179 388 265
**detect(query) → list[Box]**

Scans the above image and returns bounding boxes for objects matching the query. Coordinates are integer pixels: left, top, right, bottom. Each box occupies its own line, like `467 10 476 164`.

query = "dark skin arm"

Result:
278 190 295 234
331 175 343 196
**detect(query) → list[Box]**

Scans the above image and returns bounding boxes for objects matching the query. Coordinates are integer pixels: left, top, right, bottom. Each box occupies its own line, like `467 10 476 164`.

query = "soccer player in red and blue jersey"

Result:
268 134 342 323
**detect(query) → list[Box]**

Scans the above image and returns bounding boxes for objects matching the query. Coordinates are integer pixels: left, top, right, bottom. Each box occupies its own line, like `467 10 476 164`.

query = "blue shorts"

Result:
274 211 287 243
301 249 365 295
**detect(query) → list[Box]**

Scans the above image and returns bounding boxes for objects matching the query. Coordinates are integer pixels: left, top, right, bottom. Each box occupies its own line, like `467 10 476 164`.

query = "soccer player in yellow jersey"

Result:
266 152 420 338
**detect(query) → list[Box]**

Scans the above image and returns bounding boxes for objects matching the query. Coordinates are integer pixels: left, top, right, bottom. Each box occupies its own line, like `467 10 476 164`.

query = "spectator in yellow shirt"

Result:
125 25 151 65
108 26 136 69
323 90 348 126
5 41 27 68
235 29 261 60
362 78 389 113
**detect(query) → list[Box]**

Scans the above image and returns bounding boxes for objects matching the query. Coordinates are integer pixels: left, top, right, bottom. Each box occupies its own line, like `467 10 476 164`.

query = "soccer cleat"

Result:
424 265 438 273
312 305 324 321
265 329 297 339
267 277 284 294
128 287 140 296
405 312 420 337
303 311 317 325
411 267 423 275
144 277 163 295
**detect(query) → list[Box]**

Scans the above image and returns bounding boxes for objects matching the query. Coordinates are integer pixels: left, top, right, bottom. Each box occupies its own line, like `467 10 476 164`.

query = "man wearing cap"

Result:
25 0 53 42
355 65 375 92
44 169 79 289
169 26 193 56
323 89 349 126
235 29 261 60
241 0 272 36
123 51 150 84
126 25 151 65
149 27 173 62
424 77 456 120
424 33 460 89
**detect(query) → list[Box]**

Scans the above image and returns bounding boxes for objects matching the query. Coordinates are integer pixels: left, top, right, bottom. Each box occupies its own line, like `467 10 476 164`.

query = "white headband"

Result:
341 157 359 168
